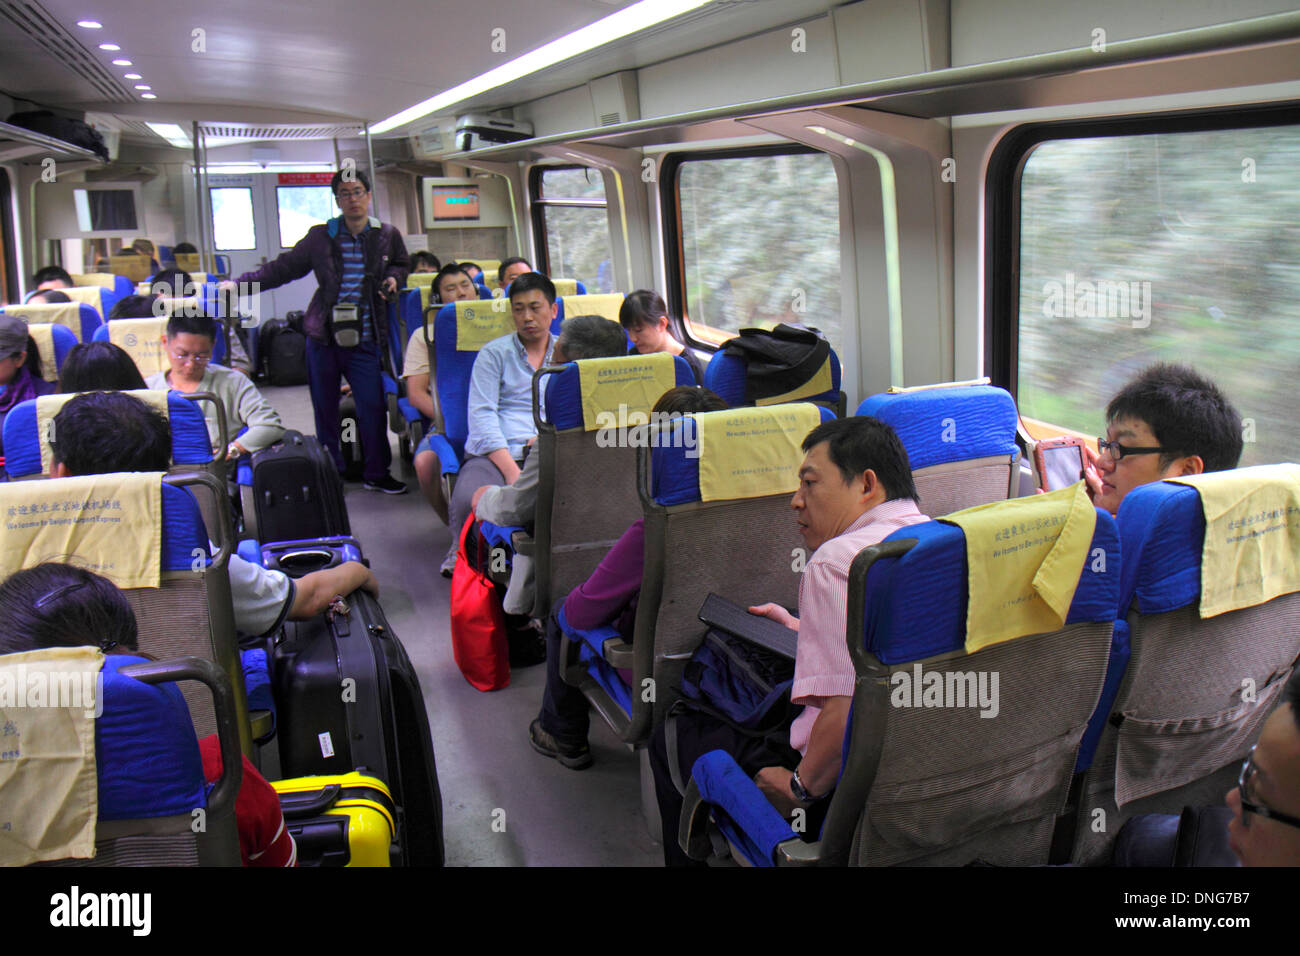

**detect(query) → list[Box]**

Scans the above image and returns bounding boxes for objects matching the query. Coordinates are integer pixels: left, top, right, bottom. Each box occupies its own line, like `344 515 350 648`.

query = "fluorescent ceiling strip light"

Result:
370 0 711 134
146 121 191 148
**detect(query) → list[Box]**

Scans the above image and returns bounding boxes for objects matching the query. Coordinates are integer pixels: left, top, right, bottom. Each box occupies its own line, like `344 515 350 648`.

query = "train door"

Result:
207 171 337 319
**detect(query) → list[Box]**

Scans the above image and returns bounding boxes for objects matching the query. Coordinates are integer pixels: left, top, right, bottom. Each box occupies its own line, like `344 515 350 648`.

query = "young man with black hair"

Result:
648 415 927 865
228 167 409 493
1085 363 1243 515
145 311 284 459
443 272 557 575
48 391 377 637
32 265 73 291
498 257 533 290
410 250 441 274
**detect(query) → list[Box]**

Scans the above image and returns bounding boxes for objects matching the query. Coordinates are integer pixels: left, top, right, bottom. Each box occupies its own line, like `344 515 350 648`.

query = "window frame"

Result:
984 102 1300 407
660 143 829 349
529 163 609 279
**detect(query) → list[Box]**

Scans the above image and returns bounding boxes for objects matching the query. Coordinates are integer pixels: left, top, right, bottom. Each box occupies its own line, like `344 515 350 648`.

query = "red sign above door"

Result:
277 172 335 185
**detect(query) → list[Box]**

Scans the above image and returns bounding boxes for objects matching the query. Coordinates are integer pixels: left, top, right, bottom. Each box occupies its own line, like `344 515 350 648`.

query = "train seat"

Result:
2 300 103 343
25 322 78 383
1069 466 1300 864
680 495 1119 866
0 471 253 753
513 352 696 619
93 314 228 375
381 289 427 457
704 335 845 416
554 292 624 326
558 403 836 747
856 384 1020 517
11 652 242 867
495 278 590 299
71 271 134 303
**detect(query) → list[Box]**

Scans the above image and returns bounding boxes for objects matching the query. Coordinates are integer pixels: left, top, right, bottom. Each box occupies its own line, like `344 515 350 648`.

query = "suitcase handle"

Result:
271 547 337 575
279 783 342 818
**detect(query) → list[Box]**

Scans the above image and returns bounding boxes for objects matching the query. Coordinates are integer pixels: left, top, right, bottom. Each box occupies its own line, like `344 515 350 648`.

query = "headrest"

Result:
863 509 1119 665
557 293 624 325
704 344 842 409
439 299 516 352
0 476 205 576
95 316 228 371
3 302 98 342
542 353 694 430
1118 466 1300 617
4 391 210 479
26 322 77 383
174 253 201 273
97 654 207 820
856 385 1020 470
652 404 835 506
63 284 111 320
108 255 152 283
551 279 587 297
71 273 123 293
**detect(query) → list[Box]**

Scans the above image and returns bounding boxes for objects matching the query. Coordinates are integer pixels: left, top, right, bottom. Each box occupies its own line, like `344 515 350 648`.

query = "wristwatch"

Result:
789 767 814 804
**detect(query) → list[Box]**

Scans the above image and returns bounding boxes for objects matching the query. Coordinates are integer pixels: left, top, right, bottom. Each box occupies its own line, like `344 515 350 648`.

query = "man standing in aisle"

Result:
229 167 409 493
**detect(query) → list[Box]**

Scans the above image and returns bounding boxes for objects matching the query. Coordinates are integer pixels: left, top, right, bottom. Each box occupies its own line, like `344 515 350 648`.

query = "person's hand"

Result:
471 485 489 512
381 277 398 297
340 382 353 396
748 602 799 631
527 435 538 447
361 568 380 597
1082 443 1103 501
217 279 238 293
225 440 248 460
755 766 803 817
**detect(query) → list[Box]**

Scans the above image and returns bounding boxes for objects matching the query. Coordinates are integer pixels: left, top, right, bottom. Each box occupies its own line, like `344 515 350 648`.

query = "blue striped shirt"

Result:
336 221 372 342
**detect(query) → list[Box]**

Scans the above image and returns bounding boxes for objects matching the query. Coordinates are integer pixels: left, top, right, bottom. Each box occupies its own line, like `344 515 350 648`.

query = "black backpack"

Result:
260 319 308 387
721 324 831 405
7 111 109 161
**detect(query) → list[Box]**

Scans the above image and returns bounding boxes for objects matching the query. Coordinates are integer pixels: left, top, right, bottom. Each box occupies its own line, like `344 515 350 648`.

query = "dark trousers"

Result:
537 609 592 748
306 337 390 483
649 709 804 867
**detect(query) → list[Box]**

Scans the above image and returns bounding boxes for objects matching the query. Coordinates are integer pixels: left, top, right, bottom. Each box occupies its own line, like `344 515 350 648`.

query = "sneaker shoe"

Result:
364 474 408 495
439 543 457 578
529 719 592 770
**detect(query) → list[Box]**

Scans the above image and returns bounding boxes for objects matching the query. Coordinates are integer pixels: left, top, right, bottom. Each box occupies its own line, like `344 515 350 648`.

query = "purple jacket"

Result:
236 215 409 344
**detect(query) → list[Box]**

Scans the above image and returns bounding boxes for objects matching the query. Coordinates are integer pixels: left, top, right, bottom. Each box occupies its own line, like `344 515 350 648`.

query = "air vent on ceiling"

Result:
198 123 366 141
0 0 130 101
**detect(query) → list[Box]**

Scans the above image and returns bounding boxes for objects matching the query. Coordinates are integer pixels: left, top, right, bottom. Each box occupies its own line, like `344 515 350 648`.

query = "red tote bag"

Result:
449 515 510 691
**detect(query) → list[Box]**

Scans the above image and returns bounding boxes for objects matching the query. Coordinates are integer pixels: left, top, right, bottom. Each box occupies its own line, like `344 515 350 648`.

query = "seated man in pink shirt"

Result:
648 415 928 866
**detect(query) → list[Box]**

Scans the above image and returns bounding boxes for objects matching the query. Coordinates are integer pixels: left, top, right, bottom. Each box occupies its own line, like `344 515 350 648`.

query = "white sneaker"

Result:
439 543 457 579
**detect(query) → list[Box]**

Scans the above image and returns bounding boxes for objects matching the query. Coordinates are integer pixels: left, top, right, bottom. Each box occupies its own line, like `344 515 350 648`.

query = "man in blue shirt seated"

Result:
443 272 556 576
47 390 378 637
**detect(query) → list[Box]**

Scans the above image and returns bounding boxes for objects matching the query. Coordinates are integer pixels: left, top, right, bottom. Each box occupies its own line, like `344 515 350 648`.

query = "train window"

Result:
669 149 841 350
276 185 334 248
209 187 256 251
1015 122 1300 465
530 165 614 293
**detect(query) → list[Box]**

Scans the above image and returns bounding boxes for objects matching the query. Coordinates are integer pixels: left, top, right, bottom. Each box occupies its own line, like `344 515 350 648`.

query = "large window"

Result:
531 166 614 293
209 187 255 251
1015 120 1300 466
276 185 334 248
671 149 841 349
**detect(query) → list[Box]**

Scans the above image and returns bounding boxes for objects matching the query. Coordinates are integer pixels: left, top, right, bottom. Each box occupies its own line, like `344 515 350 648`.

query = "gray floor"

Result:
261 385 663 866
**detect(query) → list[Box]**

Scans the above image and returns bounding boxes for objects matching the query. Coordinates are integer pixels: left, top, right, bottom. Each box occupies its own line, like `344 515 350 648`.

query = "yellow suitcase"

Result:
272 772 398 867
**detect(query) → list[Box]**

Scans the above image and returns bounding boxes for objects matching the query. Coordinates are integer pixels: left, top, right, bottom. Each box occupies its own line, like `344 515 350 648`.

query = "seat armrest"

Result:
684 750 802 867
601 636 634 670
512 530 535 557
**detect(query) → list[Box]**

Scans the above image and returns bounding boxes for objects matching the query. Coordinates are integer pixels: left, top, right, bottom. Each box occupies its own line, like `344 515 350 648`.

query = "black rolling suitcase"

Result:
273 590 445 866
339 395 364 481
249 430 351 543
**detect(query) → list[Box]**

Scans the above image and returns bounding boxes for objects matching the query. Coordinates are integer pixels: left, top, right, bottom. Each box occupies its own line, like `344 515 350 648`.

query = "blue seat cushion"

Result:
542 355 696 431
863 508 1119 665
1115 480 1204 616
856 386 1019 470
651 405 836 506
96 654 207 820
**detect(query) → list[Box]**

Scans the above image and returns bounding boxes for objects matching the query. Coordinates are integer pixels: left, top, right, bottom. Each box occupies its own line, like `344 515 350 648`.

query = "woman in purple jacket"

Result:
529 386 728 770
0 314 56 476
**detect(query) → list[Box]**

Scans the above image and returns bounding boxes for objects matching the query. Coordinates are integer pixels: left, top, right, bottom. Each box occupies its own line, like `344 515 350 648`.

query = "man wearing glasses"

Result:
146 312 284 459
1083 363 1243 515
1227 669 1300 866
229 168 410 494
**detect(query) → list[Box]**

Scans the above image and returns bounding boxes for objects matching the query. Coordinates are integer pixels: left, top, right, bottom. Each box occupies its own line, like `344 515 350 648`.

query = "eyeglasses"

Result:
1096 437 1171 462
1238 746 1300 830
170 348 211 366
336 188 368 200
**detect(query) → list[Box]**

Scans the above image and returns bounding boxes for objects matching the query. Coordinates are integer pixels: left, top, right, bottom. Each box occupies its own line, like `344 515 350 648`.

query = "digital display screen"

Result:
1042 444 1085 491
430 185 480 222
72 188 138 232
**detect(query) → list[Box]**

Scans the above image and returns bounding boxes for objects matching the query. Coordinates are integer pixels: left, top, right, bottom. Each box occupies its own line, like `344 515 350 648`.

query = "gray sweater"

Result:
147 364 285 453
